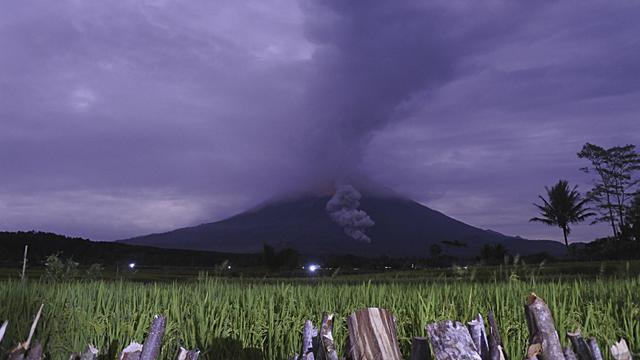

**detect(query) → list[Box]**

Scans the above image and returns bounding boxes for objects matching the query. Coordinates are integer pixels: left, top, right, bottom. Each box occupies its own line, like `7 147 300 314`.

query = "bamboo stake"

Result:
21 245 28 281
468 314 490 360
176 347 200 360
610 339 632 360
487 311 508 360
0 320 8 344
120 342 143 360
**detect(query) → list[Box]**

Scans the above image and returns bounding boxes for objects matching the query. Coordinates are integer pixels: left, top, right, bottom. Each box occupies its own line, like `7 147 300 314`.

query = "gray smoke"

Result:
326 184 375 242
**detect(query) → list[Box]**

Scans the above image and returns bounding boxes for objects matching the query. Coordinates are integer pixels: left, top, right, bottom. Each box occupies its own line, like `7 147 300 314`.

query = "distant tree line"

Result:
530 142 640 257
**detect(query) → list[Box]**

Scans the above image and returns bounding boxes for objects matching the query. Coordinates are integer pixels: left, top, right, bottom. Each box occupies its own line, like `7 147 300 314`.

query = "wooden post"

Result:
346 308 402 360
426 320 481 360
176 347 200 360
409 337 431 360
467 314 489 360
79 345 99 360
316 313 338 360
587 338 603 360
610 339 632 360
140 315 166 360
524 293 564 360
563 346 578 360
120 342 143 360
299 320 316 360
567 330 593 360
487 311 508 360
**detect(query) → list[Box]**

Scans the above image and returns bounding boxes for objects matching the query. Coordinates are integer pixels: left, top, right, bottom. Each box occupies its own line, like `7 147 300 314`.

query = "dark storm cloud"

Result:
1 0 639 242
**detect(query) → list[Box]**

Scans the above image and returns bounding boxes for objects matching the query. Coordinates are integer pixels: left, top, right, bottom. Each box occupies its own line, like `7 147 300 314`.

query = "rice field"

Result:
1 275 638 360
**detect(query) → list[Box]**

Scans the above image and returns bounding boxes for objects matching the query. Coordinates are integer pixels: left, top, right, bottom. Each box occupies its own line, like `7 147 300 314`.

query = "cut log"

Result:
346 308 402 360
426 320 481 360
567 330 593 360
610 339 632 360
524 293 564 360
299 320 316 360
176 347 200 360
120 341 143 360
316 313 338 360
563 346 578 360
587 338 603 360
487 311 508 360
409 337 431 360
140 315 166 360
468 314 490 360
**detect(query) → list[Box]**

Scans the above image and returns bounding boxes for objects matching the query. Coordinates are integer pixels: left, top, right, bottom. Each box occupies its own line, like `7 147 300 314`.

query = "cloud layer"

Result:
1 0 639 242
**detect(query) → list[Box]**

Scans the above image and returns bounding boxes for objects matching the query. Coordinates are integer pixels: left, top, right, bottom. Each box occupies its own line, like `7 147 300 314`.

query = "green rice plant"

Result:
0 276 637 359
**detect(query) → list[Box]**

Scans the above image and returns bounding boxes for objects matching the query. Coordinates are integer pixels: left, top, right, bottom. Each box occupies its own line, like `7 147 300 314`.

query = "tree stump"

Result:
487 311 508 360
524 293 564 360
316 313 338 360
587 338 603 360
426 320 481 360
468 314 490 360
567 330 593 360
346 308 402 360
120 342 143 360
299 320 316 360
176 347 200 360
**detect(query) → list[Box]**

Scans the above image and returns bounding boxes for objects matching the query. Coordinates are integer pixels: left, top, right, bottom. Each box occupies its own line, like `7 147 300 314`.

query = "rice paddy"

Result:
1 271 638 360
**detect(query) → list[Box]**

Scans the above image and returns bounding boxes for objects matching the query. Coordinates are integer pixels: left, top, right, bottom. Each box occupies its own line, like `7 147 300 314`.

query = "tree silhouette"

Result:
530 180 595 249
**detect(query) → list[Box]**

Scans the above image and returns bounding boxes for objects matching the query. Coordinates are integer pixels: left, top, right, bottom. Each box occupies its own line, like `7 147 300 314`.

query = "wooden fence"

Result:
0 293 633 359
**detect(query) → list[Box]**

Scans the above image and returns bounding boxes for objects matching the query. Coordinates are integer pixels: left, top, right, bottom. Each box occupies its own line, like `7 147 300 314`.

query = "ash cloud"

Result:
326 184 374 242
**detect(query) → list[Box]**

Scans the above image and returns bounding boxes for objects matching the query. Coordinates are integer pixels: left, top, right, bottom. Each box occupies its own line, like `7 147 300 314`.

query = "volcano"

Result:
120 189 565 258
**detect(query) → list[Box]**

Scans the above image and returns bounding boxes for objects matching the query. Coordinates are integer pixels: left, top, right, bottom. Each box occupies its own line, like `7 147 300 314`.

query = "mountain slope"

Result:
121 192 565 258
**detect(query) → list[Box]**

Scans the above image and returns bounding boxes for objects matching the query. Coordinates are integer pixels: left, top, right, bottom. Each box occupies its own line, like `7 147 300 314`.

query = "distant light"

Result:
227 265 231 270
308 264 320 273
128 263 136 269
384 266 391 270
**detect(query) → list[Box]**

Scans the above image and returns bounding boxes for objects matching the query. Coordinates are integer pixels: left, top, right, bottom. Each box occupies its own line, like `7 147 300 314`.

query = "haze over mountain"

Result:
122 185 565 258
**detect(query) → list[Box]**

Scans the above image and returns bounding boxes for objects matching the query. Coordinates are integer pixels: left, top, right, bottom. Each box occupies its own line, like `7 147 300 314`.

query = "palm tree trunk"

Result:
562 227 569 249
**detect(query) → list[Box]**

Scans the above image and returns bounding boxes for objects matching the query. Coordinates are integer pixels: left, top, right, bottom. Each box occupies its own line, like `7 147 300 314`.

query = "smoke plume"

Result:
326 184 374 242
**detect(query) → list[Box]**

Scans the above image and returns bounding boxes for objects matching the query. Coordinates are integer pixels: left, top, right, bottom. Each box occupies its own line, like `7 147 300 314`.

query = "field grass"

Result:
1 271 638 360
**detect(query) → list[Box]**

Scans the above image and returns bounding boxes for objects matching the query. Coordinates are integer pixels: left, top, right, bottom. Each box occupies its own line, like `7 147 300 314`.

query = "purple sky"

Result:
1 1 639 243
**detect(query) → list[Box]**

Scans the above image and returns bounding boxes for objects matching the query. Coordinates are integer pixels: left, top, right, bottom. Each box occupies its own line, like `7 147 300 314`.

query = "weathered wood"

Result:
120 341 143 360
316 313 338 360
7 348 25 360
587 337 603 360
468 314 490 360
299 320 316 360
25 340 43 360
567 330 593 360
409 337 431 360
564 346 578 360
347 308 402 360
610 339 632 360
524 293 564 360
176 347 200 360
487 311 508 360
0 320 8 344
140 315 166 360
426 320 481 360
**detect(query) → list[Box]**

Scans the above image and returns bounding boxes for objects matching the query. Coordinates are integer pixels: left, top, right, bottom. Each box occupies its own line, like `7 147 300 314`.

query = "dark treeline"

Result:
531 142 640 258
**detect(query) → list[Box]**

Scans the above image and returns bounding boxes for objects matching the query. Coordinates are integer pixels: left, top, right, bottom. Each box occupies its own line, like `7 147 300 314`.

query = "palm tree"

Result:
530 180 595 249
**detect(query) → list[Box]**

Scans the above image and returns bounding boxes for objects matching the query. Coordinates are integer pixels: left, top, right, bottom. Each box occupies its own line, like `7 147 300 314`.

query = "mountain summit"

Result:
120 189 565 258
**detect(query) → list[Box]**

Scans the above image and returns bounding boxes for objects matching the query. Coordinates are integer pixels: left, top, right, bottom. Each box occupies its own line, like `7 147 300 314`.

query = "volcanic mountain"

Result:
120 189 565 258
